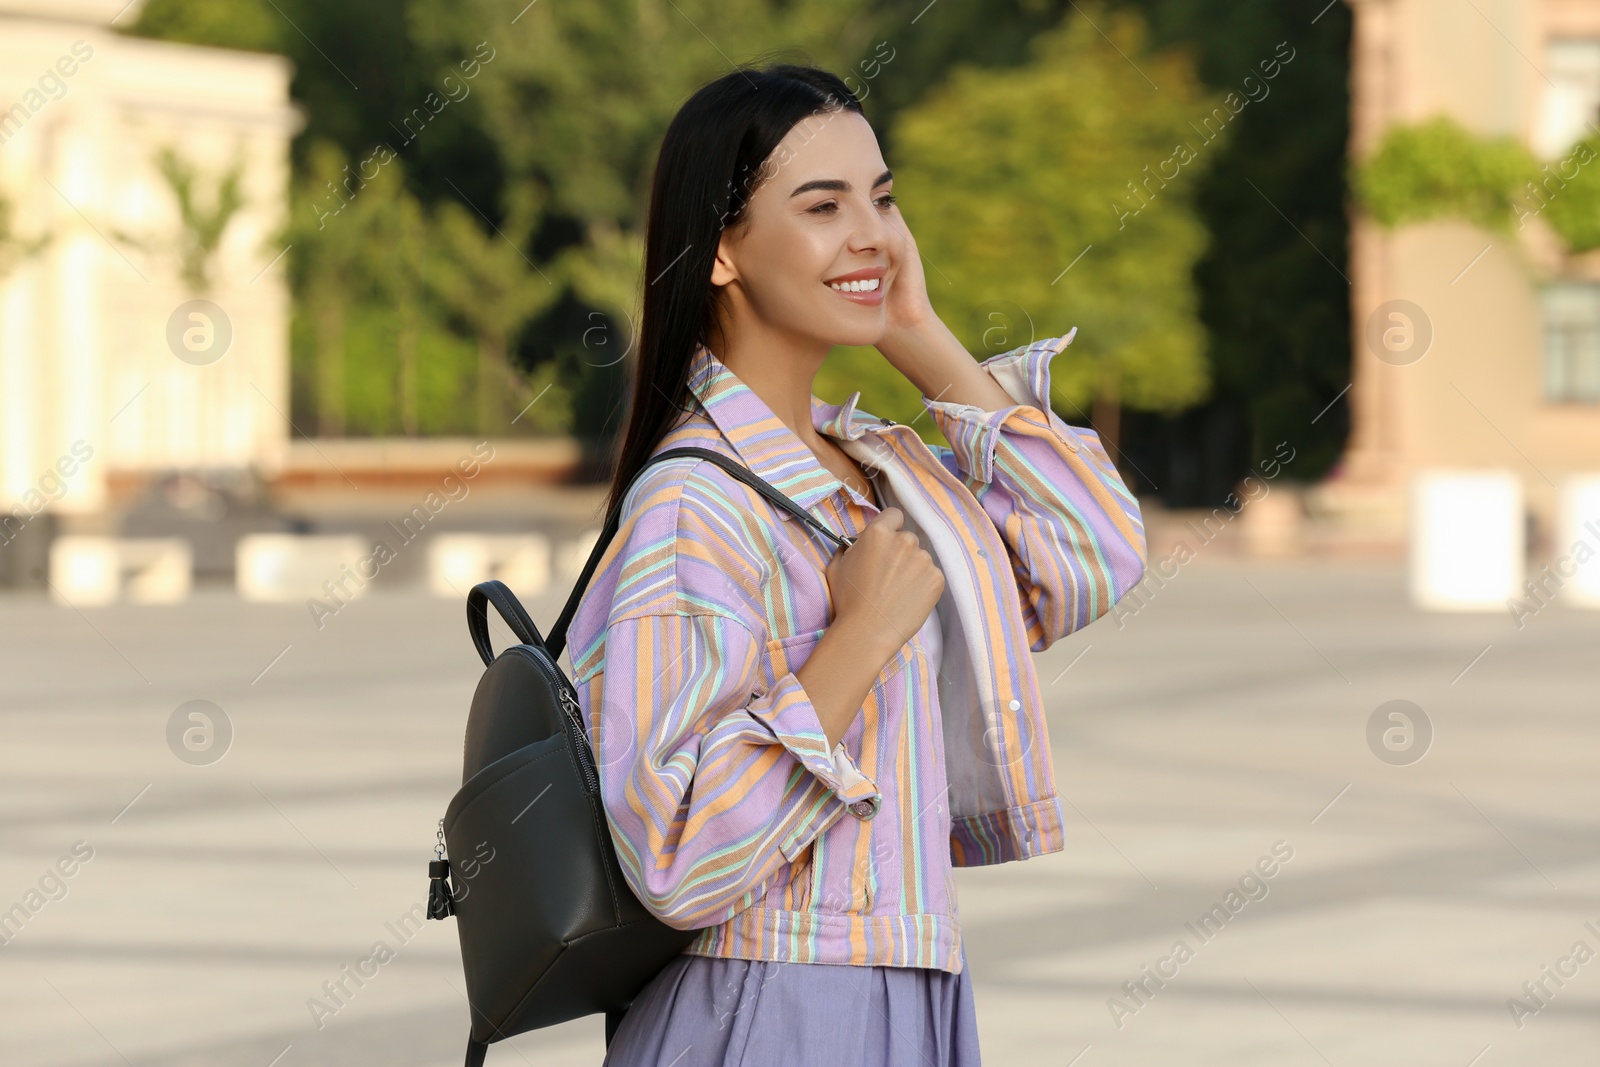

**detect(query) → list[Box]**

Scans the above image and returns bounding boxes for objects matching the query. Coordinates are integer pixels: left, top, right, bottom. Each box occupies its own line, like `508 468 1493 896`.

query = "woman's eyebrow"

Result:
789 169 893 198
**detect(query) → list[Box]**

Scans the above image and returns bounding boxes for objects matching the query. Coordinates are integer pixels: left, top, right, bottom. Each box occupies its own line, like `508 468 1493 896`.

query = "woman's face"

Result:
710 109 905 350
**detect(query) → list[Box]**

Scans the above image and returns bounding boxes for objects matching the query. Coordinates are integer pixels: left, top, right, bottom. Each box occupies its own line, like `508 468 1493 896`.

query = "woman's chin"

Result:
821 310 888 349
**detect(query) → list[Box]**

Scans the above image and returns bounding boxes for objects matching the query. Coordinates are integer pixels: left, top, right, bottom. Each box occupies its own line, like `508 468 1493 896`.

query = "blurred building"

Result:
0 0 298 570
1316 0 1600 552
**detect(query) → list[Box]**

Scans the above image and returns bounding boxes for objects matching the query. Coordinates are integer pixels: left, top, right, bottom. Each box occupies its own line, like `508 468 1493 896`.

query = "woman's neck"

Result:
714 328 832 447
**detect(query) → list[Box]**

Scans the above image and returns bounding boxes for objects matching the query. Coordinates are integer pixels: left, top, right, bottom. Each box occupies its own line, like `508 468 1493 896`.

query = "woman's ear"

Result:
709 229 739 288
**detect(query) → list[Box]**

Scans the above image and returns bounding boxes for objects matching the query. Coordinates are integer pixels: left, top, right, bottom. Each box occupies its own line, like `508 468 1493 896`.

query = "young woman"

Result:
564 63 1146 1065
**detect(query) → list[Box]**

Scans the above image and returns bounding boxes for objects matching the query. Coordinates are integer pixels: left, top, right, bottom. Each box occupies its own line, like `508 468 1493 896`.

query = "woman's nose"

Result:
847 199 890 251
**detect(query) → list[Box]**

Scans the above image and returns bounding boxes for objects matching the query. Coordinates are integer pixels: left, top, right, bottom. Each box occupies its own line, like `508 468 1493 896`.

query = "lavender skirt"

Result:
601 946 982 1066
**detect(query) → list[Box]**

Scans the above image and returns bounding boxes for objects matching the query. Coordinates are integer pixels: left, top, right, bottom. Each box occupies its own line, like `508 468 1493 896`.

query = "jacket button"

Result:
848 798 878 820
1007 699 1021 711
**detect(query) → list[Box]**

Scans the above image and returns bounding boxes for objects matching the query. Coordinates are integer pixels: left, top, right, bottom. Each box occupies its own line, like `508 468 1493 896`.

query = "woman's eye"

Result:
808 201 838 214
876 192 898 208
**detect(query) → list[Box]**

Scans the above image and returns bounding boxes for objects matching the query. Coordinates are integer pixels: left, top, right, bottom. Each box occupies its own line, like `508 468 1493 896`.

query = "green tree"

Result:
128 0 281 50
1122 0 1352 495
1353 114 1600 254
1354 115 1529 233
130 0 418 181
1540 132 1600 252
411 0 878 334
889 3 1215 452
341 155 435 435
379 190 429 435
154 146 246 294
107 146 246 294
428 195 564 434
286 141 386 435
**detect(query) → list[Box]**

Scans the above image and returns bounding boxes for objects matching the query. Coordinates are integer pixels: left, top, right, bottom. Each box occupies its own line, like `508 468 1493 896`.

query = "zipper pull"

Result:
559 687 584 729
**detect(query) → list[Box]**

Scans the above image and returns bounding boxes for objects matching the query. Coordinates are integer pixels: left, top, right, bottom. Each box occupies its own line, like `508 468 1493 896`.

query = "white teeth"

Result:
830 277 880 293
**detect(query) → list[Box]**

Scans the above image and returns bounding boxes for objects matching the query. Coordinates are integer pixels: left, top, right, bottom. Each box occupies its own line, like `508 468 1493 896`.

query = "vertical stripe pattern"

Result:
566 331 1146 975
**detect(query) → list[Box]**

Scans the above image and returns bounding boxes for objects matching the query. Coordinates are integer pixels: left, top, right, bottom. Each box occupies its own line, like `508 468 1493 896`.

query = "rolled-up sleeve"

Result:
571 462 881 931
921 329 1148 651
581 612 881 930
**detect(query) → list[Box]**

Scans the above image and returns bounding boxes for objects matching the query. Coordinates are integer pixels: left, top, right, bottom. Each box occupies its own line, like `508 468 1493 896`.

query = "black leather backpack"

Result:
427 446 855 1066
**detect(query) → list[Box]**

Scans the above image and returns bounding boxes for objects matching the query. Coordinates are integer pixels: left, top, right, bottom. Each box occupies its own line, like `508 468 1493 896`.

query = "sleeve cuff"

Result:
829 741 882 820
920 329 1085 484
746 671 883 813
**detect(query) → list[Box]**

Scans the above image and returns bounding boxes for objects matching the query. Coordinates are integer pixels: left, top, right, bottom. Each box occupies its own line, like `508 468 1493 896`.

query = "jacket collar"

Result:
680 341 887 512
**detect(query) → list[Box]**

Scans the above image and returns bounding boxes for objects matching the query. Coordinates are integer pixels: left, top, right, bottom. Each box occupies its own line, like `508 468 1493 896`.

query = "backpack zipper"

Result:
517 644 602 796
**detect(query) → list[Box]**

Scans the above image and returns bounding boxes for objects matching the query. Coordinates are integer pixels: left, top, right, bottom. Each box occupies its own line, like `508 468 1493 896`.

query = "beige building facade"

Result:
1316 0 1600 555
0 0 298 535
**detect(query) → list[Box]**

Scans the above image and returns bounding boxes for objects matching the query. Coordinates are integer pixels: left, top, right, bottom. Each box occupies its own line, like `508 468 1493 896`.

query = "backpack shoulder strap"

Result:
543 446 852 658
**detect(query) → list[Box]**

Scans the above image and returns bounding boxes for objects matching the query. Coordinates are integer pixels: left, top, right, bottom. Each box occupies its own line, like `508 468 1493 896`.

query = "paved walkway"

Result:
1 559 1595 1066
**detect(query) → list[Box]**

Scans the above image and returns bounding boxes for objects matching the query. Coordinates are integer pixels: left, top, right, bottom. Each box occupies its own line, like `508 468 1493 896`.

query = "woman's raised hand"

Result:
879 209 937 341
824 507 945 664
797 507 945 748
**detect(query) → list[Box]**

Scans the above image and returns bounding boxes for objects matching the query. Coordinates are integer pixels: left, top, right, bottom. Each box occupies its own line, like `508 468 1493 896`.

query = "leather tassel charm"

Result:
427 818 456 919
428 859 456 919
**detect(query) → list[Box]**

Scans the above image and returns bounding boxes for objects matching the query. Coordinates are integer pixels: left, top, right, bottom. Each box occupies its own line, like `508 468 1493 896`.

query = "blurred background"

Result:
1 0 1597 1064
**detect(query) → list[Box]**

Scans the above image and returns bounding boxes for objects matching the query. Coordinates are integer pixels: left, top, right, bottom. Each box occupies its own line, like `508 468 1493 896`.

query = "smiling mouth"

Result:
828 277 881 293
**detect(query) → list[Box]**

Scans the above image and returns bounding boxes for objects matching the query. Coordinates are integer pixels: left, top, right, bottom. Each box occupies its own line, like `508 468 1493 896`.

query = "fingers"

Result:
866 506 903 532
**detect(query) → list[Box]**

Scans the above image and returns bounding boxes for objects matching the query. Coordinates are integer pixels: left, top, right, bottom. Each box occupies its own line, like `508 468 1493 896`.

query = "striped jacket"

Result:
566 330 1146 974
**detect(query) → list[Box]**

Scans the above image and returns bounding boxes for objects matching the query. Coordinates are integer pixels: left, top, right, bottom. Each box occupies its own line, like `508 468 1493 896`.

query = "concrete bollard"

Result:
237 534 368 603
1408 470 1523 611
49 537 193 605
48 536 119 606
1558 475 1600 608
1241 483 1304 558
120 539 193 603
428 534 551 598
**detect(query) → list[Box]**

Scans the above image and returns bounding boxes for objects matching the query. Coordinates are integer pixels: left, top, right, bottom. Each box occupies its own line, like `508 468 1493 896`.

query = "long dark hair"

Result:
599 62 865 526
